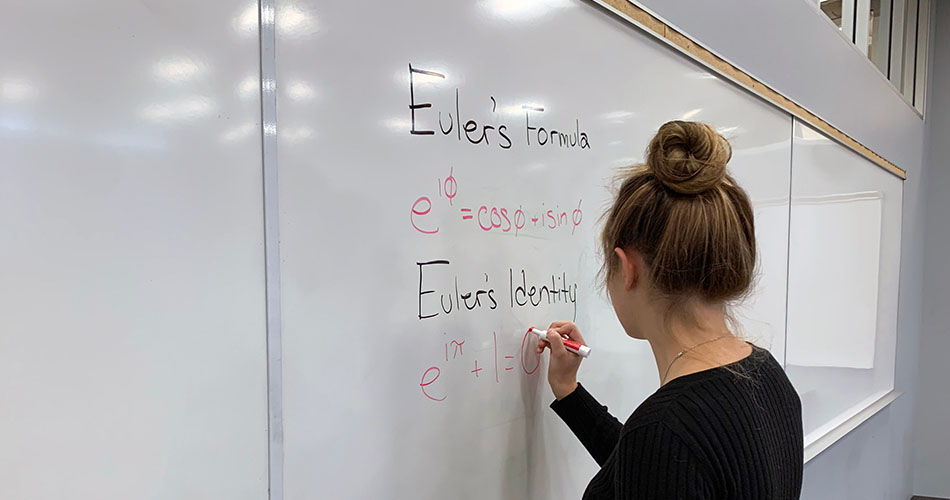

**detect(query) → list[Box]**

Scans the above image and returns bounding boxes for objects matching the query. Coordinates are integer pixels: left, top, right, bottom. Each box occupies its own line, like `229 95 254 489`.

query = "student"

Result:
538 121 803 499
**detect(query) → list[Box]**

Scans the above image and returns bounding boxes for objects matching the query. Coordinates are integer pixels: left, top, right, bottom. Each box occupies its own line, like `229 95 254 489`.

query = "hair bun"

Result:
646 120 731 195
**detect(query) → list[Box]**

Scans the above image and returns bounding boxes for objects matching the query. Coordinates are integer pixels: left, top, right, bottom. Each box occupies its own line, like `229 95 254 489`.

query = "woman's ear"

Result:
613 247 640 292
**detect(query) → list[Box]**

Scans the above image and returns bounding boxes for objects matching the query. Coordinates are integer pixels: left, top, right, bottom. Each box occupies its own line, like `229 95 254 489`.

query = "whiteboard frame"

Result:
258 0 284 498
590 0 907 179
803 390 902 462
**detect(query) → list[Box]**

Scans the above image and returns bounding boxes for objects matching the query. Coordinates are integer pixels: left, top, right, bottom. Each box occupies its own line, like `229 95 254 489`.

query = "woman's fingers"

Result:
548 320 573 330
550 321 586 345
545 329 568 354
548 321 576 346
536 322 586 356
536 337 549 354
539 322 584 400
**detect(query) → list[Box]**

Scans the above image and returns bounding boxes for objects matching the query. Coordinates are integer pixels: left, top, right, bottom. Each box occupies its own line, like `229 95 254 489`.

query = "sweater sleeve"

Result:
549 383 623 466
614 421 715 499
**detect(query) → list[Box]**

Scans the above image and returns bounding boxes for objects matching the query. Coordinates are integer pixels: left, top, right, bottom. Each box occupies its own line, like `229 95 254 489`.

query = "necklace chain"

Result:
662 334 732 384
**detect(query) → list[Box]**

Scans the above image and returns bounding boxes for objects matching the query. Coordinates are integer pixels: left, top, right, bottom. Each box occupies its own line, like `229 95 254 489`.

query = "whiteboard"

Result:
0 1 269 498
785 120 902 447
275 1 791 498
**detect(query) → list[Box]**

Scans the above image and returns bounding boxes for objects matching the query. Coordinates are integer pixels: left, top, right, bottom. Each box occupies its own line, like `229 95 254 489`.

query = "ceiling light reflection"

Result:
220 123 257 142
277 5 312 34
602 110 634 123
141 97 214 122
612 157 640 166
286 81 315 101
236 3 258 34
601 111 633 120
687 71 719 80
680 108 702 120
393 64 453 93
236 3 315 36
282 126 314 142
93 130 165 151
381 117 411 133
152 57 202 83
0 78 38 101
238 75 258 98
479 0 572 22
496 102 546 117
716 126 740 136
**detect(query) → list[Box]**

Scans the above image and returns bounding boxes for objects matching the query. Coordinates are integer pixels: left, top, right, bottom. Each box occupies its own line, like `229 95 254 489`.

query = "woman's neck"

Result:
642 301 748 385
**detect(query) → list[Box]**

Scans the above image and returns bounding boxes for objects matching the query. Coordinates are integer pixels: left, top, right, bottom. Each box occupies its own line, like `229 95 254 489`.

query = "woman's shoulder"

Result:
623 345 793 431
663 343 783 390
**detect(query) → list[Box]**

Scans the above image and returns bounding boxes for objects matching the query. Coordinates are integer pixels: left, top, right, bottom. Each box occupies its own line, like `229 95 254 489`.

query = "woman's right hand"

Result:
536 321 587 400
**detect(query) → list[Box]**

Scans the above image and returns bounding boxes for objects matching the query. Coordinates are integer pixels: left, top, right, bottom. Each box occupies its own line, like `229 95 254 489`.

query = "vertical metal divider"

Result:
258 0 283 498
783 116 796 369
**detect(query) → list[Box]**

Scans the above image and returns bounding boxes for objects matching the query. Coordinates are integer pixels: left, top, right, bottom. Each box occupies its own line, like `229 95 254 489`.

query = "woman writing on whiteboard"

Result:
539 121 803 499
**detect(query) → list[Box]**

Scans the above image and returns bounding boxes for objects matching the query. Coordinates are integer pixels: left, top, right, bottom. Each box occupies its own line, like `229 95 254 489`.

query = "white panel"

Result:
902 0 921 97
276 1 791 499
892 0 908 84
786 120 902 448
914 0 931 112
855 0 872 55
0 1 269 499
787 192 882 369
843 0 858 40
869 0 893 73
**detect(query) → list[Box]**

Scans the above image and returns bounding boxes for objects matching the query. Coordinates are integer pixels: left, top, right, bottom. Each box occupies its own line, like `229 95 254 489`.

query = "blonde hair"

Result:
600 120 756 305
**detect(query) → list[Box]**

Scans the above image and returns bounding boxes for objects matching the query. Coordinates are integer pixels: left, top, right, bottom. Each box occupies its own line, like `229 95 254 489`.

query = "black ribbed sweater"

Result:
551 346 803 499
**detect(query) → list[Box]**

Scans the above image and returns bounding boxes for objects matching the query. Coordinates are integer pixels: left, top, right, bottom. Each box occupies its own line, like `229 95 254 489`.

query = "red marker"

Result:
528 327 591 358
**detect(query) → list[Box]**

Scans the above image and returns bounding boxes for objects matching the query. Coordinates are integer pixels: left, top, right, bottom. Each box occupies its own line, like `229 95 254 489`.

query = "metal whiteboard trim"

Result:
258 0 283 498
782 116 794 371
588 0 907 179
803 390 902 463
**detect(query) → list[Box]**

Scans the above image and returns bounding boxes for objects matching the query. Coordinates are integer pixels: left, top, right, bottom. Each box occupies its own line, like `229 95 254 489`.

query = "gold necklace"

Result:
662 334 732 384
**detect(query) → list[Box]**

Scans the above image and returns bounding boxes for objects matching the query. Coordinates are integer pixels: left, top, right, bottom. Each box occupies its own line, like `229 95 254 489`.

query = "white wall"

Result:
630 1 929 499
914 1 950 496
